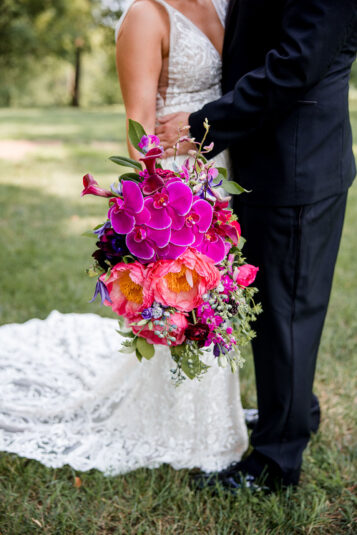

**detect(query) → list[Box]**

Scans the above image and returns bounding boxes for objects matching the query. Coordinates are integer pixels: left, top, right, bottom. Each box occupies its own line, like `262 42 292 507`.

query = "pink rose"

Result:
235 264 259 287
131 312 188 346
101 262 152 318
146 248 221 312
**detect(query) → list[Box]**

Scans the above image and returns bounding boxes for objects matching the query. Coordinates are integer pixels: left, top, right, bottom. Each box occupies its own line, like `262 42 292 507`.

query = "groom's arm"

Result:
189 0 356 155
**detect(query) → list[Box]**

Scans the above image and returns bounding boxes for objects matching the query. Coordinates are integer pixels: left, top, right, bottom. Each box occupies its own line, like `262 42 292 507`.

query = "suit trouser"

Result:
236 191 347 475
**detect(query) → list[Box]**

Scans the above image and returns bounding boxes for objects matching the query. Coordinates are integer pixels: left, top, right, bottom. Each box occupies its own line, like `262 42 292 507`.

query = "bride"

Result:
0 0 249 475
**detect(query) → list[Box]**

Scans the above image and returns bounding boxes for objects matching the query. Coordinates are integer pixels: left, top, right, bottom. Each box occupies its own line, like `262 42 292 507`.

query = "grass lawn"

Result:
0 105 356 534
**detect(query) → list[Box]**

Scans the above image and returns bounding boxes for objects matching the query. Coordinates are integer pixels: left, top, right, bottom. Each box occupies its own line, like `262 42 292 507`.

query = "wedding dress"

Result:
0 0 248 475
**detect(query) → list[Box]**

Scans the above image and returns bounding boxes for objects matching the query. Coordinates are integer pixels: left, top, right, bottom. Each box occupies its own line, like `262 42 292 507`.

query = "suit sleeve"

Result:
189 0 357 155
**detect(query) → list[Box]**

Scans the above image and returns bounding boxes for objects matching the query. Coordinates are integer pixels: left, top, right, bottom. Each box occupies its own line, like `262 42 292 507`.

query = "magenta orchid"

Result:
108 181 150 234
145 181 193 231
126 224 171 261
170 198 213 247
194 227 227 264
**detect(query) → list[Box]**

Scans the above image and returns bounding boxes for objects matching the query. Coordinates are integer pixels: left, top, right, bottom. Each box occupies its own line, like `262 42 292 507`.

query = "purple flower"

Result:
141 307 153 319
108 181 150 234
110 182 122 195
90 279 111 305
213 344 221 357
138 135 162 154
93 220 111 239
151 305 164 319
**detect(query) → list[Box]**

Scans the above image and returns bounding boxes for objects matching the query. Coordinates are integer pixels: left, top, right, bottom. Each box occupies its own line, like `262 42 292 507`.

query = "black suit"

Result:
189 0 357 481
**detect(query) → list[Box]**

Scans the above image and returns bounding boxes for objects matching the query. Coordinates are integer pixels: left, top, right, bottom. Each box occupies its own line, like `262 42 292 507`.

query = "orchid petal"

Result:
167 182 193 215
191 199 213 232
126 232 155 260
169 210 185 231
122 181 144 213
145 198 172 230
147 226 171 248
110 211 135 234
197 235 226 264
135 206 151 225
170 227 195 246
157 243 187 260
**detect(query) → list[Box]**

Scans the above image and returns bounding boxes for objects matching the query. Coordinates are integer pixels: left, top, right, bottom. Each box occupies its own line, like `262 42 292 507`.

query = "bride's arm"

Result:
115 1 168 161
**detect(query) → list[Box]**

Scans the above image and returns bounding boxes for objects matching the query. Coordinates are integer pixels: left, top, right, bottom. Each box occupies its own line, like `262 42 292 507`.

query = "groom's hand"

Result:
156 112 192 158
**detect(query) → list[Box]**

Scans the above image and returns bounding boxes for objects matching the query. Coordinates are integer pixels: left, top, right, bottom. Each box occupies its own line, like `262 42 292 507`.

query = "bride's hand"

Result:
156 112 193 158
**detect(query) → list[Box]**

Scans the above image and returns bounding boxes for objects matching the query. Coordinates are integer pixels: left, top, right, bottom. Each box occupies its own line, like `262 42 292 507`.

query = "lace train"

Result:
0 311 248 474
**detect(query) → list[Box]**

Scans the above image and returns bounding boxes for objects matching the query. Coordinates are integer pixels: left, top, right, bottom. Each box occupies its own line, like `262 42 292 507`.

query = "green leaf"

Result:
122 255 136 264
130 319 148 327
118 172 141 183
82 230 96 238
221 178 251 195
116 330 135 339
120 343 136 354
128 119 147 152
217 166 227 178
136 337 155 360
109 155 142 171
237 236 246 250
181 352 209 380
135 348 143 362
196 154 208 164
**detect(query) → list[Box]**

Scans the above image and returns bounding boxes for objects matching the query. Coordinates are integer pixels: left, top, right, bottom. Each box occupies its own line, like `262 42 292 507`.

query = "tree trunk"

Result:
71 43 82 107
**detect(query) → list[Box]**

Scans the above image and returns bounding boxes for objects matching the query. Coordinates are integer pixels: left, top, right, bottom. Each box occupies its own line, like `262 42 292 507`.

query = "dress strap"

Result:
115 0 175 42
211 0 229 28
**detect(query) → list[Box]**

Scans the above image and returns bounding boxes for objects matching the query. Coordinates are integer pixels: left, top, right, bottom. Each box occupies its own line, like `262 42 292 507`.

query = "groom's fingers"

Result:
157 113 179 124
161 148 175 159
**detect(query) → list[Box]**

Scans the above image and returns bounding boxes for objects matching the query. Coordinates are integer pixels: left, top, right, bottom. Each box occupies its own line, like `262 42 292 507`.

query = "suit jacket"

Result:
189 0 357 205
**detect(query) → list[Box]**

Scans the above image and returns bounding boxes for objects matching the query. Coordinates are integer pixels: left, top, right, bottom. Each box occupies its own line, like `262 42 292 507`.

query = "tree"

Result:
0 0 121 106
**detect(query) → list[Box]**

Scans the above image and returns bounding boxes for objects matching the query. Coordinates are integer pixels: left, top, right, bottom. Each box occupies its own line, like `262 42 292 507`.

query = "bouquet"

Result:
81 119 261 383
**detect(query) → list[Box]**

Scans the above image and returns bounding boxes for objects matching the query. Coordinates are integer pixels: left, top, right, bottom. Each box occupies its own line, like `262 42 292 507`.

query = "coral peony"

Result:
131 312 188 346
147 249 221 312
235 264 259 287
101 262 152 318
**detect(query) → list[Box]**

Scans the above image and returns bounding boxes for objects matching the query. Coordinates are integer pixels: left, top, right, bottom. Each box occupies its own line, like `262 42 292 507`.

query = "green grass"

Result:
0 106 356 534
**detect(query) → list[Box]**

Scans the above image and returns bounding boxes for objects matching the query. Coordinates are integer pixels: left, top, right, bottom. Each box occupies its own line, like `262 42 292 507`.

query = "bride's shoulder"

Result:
116 0 169 43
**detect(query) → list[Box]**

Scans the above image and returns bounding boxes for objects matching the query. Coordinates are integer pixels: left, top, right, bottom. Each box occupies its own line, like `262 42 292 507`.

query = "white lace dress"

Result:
0 0 248 475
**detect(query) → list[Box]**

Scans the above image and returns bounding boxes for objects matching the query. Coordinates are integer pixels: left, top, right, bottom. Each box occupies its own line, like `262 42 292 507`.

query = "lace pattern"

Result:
0 312 248 474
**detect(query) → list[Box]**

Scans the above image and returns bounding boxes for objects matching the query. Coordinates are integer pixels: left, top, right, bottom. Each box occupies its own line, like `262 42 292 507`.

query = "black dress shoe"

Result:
192 451 300 494
223 451 300 490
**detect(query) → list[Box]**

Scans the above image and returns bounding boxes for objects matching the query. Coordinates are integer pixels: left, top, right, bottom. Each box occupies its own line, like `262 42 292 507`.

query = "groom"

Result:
157 0 357 490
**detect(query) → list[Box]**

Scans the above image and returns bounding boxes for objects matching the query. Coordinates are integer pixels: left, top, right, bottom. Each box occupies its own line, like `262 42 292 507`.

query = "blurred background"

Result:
0 0 124 108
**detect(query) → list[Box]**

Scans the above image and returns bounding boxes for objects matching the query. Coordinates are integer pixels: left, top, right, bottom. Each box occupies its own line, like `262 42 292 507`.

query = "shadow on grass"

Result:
0 183 114 324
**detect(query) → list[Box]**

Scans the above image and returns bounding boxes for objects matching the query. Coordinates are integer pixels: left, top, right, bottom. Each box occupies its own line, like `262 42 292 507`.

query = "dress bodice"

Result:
115 0 228 117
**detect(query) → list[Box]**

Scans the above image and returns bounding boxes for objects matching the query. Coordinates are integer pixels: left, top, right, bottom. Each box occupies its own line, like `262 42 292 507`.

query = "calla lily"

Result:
140 147 163 175
81 174 113 198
